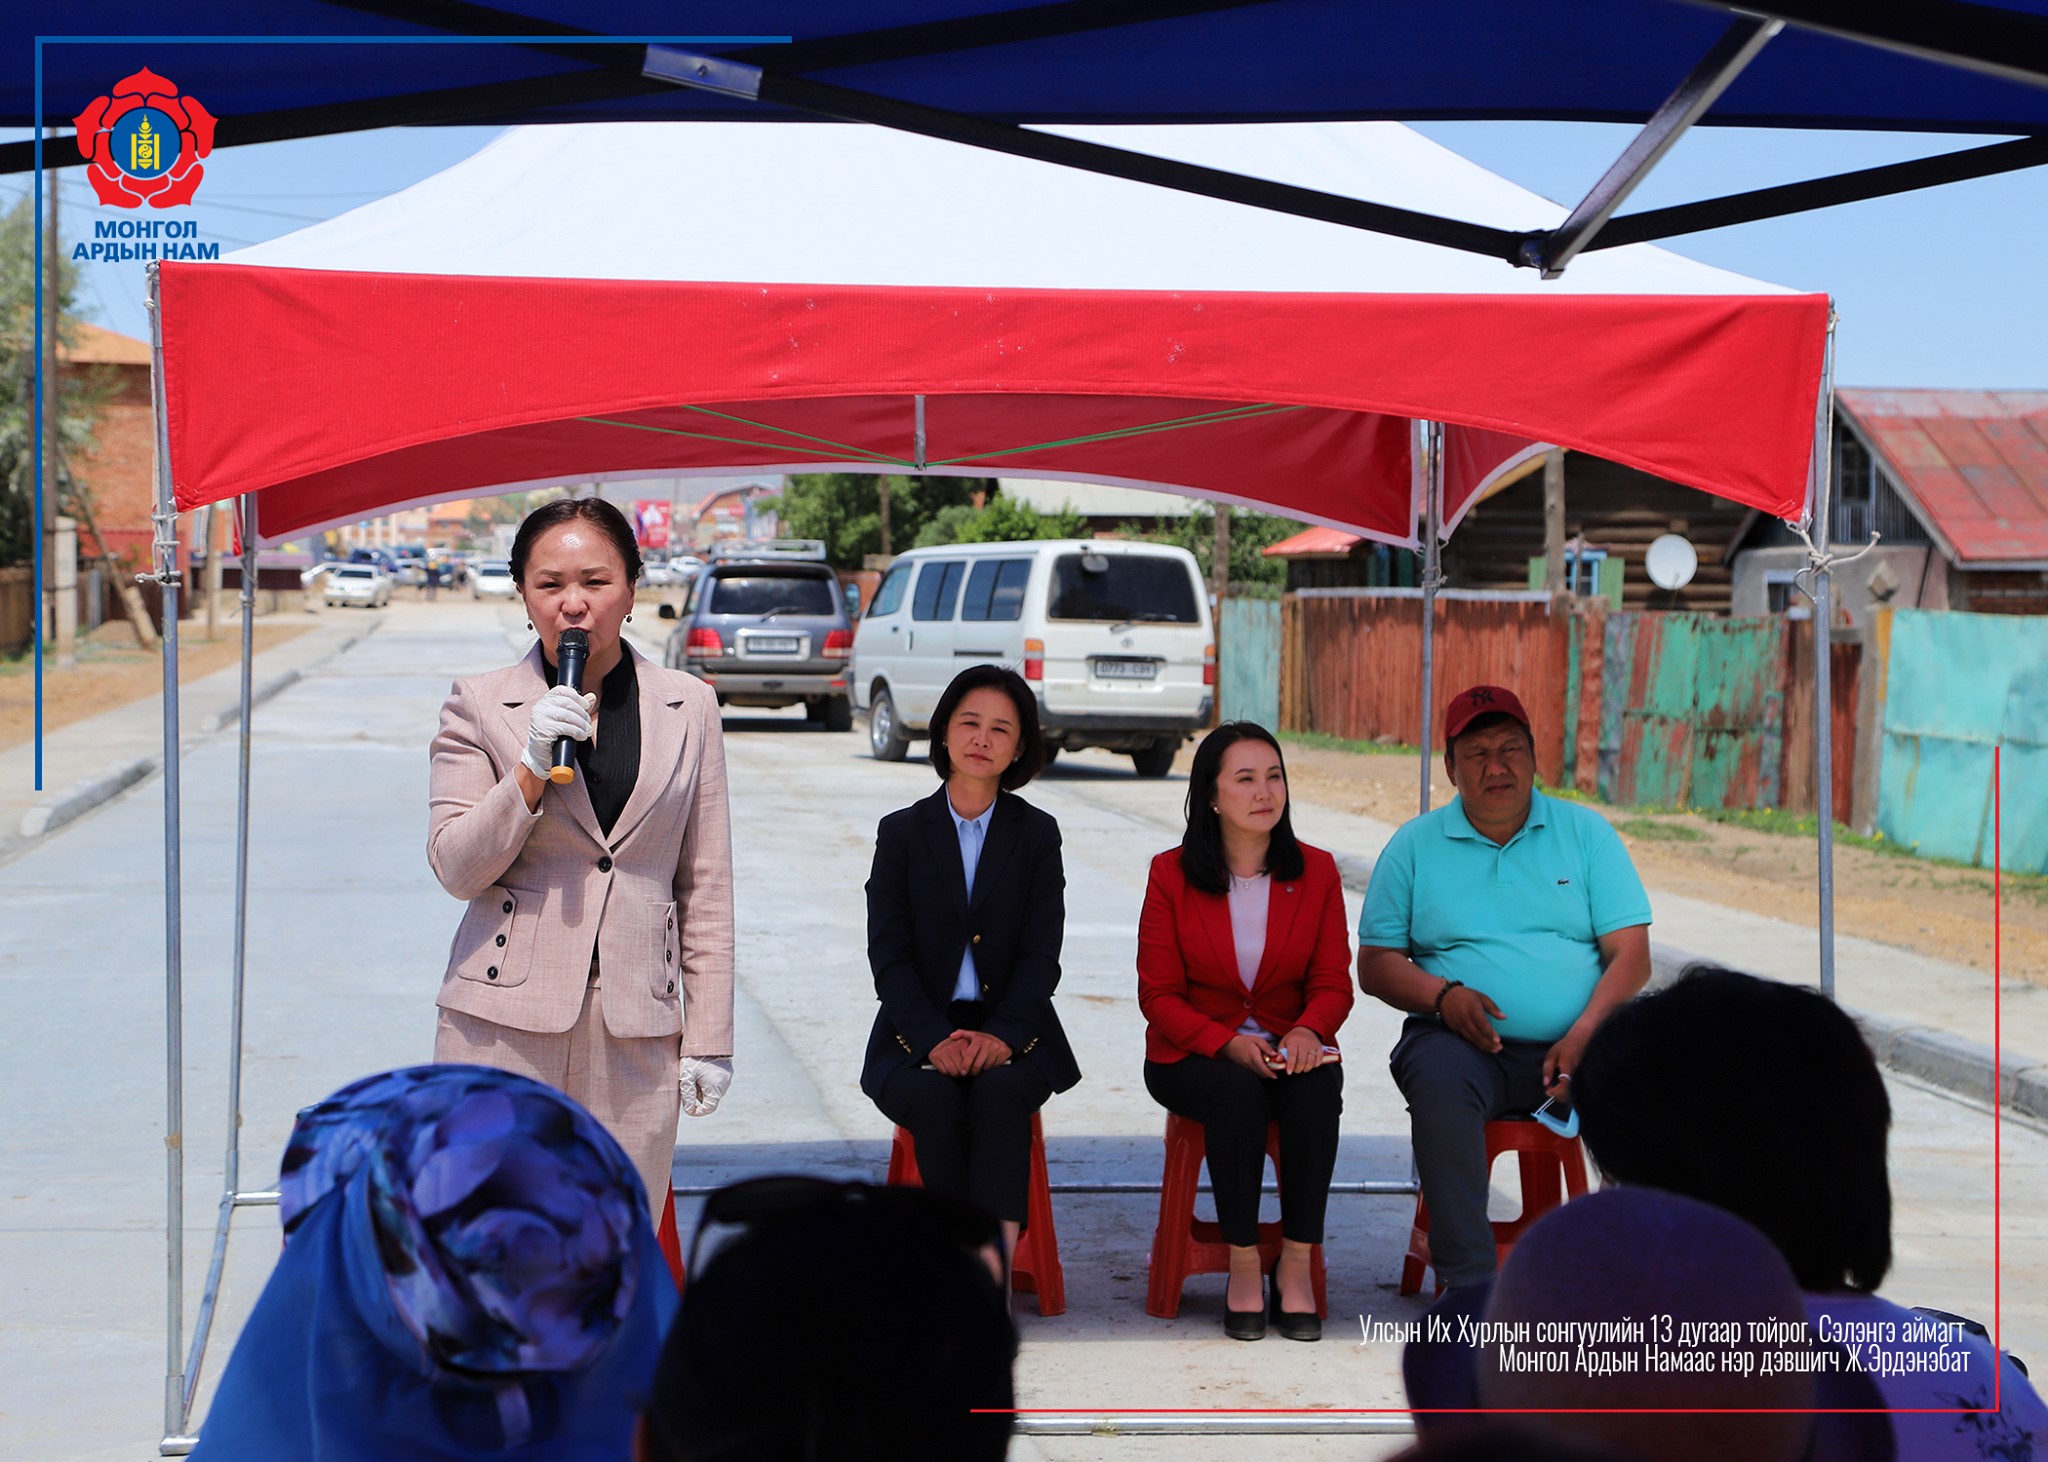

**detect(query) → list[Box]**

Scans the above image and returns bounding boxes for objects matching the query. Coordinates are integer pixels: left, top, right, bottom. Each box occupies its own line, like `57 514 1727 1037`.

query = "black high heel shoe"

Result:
1223 1277 1267 1341
1270 1277 1321 1342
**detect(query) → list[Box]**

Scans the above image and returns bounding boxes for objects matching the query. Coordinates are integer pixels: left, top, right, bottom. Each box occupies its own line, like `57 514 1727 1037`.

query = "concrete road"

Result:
2 598 2041 1461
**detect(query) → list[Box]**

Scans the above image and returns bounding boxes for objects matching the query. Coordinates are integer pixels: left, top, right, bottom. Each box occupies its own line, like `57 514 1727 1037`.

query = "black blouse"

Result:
545 649 641 837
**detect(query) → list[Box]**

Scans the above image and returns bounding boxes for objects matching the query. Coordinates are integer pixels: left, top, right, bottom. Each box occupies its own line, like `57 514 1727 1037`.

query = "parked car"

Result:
471 560 517 599
661 545 854 730
851 540 1214 775
325 563 392 608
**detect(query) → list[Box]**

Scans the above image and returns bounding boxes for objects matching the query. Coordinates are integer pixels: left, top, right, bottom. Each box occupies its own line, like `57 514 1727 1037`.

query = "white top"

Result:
1227 872 1275 1042
949 798 995 1002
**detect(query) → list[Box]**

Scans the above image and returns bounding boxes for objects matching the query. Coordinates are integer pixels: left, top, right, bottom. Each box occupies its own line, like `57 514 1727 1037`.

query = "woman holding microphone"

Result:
861 664 1080 1262
1137 722 1353 1341
426 497 734 1211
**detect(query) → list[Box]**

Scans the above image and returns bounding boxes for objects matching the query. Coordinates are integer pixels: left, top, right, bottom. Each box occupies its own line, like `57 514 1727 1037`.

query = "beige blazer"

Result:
427 642 735 1050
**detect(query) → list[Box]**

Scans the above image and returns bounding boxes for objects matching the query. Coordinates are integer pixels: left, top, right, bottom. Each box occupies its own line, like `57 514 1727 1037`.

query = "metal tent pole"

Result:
175 494 260 1436
1810 315 1840 1000
145 263 189 1446
1418 421 1444 816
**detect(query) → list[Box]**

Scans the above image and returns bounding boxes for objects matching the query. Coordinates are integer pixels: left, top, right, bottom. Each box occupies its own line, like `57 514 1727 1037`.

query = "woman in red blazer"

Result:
1138 722 1353 1342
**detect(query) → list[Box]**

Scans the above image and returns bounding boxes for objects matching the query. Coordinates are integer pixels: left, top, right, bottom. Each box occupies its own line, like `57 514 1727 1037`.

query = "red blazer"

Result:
1137 843 1355 1065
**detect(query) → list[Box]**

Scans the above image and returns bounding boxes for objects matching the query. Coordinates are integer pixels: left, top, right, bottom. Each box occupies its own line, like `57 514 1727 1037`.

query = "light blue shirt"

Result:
949 798 995 1001
1358 790 1652 1043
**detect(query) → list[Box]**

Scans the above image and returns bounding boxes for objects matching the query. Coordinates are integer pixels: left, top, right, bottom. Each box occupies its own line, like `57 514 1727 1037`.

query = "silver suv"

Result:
661 548 855 731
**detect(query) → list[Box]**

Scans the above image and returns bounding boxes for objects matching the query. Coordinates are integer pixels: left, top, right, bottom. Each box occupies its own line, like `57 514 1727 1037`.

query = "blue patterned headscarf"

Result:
191 1065 678 1461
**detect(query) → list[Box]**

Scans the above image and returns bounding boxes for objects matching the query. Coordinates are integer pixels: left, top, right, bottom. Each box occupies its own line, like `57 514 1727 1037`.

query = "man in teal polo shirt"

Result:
1358 685 1651 1290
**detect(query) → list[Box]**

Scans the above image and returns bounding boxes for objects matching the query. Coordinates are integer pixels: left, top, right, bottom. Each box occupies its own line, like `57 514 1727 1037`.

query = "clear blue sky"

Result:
7 120 2043 389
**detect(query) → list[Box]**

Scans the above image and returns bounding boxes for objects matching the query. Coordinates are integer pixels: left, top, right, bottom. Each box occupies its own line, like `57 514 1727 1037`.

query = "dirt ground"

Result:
0 618 314 753
1276 739 2048 985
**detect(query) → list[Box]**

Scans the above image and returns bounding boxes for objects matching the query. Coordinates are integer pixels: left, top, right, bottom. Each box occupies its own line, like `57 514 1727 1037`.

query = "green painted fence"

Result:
1878 609 2048 872
1219 596 1281 730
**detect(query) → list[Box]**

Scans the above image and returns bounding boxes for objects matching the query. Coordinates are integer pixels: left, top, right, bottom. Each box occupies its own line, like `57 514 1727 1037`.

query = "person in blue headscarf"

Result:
191 1064 678 1462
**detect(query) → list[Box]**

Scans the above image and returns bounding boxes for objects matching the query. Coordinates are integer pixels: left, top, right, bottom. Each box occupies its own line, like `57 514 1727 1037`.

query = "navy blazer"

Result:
861 786 1081 1100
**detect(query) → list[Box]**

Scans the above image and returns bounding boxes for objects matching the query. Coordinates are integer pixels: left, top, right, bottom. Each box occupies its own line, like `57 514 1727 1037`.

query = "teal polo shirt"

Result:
1359 790 1652 1043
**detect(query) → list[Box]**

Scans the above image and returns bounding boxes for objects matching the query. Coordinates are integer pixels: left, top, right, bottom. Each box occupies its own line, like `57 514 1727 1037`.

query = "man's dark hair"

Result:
1575 965 1893 1293
1444 710 1533 765
642 1196 1016 1462
510 497 643 586
1178 721 1305 896
928 663 1044 790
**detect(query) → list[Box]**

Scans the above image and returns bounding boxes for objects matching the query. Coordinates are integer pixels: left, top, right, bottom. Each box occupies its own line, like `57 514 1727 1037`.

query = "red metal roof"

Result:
1837 389 2048 565
1262 525 1363 558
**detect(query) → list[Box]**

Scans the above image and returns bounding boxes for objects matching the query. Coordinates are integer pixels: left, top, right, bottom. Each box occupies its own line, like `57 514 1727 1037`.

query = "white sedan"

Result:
471 560 517 599
324 563 392 608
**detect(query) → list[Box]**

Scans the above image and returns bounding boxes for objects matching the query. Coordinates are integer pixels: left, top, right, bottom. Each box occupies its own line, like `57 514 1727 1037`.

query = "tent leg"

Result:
1418 421 1443 817
1809 316 1839 1002
146 263 188 1445
178 495 261 1427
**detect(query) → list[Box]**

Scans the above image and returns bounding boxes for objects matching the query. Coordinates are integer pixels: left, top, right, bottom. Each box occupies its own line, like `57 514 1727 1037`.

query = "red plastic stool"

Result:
1145 1113 1329 1320
1399 1117 1589 1296
656 1187 686 1292
887 1111 1065 1316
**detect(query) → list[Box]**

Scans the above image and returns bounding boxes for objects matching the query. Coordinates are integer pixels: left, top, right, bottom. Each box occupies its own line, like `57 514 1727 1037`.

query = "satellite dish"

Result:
1645 534 1698 591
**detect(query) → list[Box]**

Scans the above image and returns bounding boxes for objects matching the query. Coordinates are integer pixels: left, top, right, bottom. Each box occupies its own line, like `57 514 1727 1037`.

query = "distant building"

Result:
1731 391 2048 624
58 321 154 567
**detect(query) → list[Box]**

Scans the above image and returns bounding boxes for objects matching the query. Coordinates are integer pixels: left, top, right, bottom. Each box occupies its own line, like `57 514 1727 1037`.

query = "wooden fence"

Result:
0 566 32 656
1280 591 1856 820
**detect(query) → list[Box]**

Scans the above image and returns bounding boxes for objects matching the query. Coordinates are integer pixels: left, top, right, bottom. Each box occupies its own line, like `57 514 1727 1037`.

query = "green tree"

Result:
0 196 103 568
1117 504 1299 593
772 473 994 568
913 493 1088 547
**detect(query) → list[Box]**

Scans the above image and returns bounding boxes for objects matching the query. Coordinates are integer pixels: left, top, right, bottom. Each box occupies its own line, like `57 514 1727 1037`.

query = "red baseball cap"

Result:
1444 684 1531 742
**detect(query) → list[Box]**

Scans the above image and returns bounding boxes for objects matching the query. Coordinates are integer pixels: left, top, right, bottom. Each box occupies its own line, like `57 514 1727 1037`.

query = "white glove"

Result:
520 685 597 780
679 1056 733 1117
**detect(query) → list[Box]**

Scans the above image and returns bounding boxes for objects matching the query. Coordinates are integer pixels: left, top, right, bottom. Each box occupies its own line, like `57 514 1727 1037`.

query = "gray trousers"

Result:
1389 1016 1552 1289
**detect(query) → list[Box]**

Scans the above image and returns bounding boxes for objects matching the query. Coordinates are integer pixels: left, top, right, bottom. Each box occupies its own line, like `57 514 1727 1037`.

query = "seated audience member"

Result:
1356 685 1652 1291
1136 721 1353 1341
192 1065 676 1462
639 1177 1016 1462
1575 965 2045 1459
1477 1188 1886 1462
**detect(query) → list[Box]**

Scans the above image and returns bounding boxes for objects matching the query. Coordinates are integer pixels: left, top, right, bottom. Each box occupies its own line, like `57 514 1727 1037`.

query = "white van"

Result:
852 540 1214 776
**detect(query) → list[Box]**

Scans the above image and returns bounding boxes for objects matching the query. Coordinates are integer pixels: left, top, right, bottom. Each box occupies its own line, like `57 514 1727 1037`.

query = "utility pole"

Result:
877 476 893 557
45 162 75 666
1210 505 1230 725
1543 448 1567 604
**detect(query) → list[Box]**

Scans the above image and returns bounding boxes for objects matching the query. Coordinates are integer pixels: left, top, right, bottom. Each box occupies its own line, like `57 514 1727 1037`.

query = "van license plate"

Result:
745 635 801 655
1094 658 1158 680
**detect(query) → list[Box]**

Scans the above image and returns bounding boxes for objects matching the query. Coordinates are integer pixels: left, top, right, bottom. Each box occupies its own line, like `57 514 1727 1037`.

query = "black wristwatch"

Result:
1433 979 1464 1018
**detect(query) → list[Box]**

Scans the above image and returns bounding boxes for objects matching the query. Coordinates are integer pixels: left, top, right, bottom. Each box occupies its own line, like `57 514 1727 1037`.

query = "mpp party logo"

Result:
74 68 217 209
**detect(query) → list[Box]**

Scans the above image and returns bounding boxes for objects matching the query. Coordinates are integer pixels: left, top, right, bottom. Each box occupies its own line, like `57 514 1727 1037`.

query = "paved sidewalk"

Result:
0 612 376 869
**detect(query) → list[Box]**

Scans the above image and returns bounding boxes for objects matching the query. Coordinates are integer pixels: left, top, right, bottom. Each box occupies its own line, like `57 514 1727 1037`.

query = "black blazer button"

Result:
486 966 499 980
665 949 673 963
972 933 982 945
666 980 675 994
597 855 613 873
501 900 514 914
495 934 506 947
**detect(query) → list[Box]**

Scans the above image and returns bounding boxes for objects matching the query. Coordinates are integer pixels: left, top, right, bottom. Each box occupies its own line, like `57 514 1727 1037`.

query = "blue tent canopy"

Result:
11 1 2048 267
10 0 2048 134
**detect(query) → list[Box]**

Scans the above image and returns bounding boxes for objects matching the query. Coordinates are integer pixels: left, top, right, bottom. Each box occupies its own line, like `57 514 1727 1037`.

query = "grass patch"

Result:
1280 729 1423 758
1616 818 1707 843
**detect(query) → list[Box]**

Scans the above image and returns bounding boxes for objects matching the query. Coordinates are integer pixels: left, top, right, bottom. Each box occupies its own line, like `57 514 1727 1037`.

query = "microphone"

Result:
550 628 590 785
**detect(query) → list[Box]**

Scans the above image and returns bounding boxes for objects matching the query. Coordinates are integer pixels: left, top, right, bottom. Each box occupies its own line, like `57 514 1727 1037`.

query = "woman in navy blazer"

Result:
863 664 1080 1255
1138 722 1353 1341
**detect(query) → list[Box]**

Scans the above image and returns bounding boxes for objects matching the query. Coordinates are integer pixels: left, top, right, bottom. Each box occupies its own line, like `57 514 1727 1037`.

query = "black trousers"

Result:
1389 1017 1552 1289
876 1060 1052 1223
1144 1054 1343 1248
